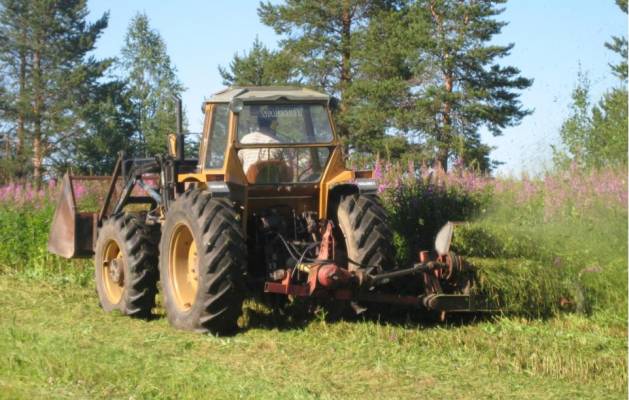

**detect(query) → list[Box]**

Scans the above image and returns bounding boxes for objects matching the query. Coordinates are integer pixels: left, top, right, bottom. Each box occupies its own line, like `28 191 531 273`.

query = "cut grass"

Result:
0 274 626 400
469 257 574 317
452 204 628 319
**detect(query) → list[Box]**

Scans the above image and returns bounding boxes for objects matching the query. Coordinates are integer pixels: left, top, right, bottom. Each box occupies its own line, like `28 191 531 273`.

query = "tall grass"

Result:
463 166 628 321
0 183 92 285
375 160 627 320
375 160 493 263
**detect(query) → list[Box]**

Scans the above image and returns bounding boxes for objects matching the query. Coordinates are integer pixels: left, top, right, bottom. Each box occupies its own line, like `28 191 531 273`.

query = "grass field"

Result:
0 166 627 399
0 274 626 399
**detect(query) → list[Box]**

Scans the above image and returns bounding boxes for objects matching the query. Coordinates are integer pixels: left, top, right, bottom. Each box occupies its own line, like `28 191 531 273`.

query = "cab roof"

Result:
206 86 330 103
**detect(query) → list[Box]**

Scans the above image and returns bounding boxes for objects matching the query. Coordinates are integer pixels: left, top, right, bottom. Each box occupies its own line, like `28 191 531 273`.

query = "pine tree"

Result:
0 0 34 180
606 0 628 81
51 80 137 175
405 0 532 171
258 0 401 139
346 6 426 156
119 13 185 157
0 0 110 186
219 37 297 86
252 1 531 169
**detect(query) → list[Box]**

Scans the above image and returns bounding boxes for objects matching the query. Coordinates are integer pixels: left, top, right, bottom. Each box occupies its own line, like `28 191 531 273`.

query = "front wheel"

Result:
159 190 247 335
94 214 159 318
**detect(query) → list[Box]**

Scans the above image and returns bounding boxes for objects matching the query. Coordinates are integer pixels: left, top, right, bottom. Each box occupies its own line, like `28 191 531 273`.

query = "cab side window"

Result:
205 104 229 169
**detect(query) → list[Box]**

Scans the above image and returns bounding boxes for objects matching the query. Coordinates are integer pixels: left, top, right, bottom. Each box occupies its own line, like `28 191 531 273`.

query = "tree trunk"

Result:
32 134 42 187
16 46 26 160
340 0 351 99
431 1 451 171
338 0 352 141
438 72 453 171
32 47 43 188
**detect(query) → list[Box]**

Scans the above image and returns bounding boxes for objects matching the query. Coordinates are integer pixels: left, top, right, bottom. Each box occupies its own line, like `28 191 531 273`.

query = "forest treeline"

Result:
0 1 183 185
0 0 626 186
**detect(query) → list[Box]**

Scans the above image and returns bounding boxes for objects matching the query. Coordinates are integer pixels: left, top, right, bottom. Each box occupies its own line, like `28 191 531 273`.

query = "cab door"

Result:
202 103 230 171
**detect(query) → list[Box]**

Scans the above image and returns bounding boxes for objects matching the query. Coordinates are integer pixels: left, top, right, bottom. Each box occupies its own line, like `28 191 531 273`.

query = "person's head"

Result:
257 114 277 135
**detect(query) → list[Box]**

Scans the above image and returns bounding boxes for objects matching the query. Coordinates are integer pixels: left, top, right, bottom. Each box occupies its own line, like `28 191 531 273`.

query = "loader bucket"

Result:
47 173 111 259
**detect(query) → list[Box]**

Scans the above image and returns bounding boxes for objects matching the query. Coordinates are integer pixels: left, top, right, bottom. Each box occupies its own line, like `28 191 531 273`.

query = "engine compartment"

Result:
248 205 329 285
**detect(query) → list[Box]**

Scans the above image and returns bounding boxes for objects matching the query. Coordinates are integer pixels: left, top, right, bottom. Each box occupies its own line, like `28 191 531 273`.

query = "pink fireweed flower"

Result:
0 181 55 208
373 160 383 180
73 181 87 200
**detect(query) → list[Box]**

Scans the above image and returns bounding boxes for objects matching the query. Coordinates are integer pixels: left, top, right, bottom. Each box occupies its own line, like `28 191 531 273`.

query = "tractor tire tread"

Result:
96 214 158 318
337 194 394 272
160 190 246 335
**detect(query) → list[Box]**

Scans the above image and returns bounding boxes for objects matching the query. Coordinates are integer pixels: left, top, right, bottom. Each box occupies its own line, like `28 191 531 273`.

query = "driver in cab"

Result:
238 111 288 181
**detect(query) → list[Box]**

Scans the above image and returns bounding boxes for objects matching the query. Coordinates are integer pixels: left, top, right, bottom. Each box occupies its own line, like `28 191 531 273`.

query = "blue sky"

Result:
87 1 627 174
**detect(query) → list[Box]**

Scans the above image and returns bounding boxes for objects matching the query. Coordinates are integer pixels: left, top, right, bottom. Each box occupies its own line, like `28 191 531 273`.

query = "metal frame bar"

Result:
98 156 122 224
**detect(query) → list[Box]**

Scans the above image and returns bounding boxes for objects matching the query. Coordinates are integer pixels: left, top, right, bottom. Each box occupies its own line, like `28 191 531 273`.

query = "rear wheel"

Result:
94 214 159 318
336 194 395 274
159 190 247 335
334 194 396 317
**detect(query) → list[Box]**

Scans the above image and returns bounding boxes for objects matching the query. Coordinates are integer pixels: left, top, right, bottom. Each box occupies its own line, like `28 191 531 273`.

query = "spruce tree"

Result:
119 13 185 157
594 0 628 167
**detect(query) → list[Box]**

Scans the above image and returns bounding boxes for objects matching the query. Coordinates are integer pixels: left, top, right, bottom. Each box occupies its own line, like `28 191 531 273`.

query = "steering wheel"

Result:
297 164 316 181
275 132 296 143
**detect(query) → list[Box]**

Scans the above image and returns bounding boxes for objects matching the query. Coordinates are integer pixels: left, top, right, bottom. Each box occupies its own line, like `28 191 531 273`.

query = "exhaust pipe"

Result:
173 95 184 161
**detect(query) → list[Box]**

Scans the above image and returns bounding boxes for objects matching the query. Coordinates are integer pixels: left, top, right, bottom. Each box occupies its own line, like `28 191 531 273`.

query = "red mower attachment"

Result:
264 222 496 314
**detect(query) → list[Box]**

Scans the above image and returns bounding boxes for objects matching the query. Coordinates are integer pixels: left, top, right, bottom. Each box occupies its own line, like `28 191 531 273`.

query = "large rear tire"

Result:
94 214 159 318
336 194 394 274
159 190 247 335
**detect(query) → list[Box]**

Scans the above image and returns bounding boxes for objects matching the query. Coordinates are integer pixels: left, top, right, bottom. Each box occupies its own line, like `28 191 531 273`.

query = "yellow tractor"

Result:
48 86 485 335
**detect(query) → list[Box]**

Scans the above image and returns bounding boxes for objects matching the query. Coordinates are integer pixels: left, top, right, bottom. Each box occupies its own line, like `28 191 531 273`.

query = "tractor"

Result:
48 86 488 335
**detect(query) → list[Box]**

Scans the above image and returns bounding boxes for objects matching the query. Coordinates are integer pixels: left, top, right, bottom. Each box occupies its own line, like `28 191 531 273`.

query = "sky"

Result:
87 0 627 175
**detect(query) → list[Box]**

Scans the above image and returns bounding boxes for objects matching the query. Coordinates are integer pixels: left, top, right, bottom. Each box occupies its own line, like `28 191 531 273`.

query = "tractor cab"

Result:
180 86 371 220
199 87 338 184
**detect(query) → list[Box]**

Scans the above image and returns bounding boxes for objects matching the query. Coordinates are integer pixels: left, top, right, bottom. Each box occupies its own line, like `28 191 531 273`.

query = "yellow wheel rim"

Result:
169 223 198 311
102 240 124 304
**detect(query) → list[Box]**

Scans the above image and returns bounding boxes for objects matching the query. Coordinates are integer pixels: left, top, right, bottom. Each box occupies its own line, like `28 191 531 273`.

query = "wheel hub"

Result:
169 223 199 311
108 258 125 285
101 239 124 304
186 241 198 290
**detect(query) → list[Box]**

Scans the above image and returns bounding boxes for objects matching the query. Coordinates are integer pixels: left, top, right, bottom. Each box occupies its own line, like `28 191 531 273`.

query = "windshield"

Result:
237 104 334 144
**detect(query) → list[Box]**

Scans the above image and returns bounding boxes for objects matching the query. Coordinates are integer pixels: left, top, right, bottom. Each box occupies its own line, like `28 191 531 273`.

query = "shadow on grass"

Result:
147 291 499 335
239 294 495 333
